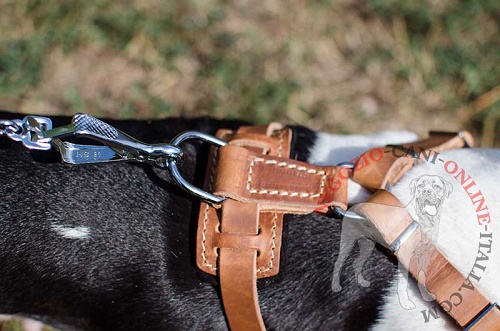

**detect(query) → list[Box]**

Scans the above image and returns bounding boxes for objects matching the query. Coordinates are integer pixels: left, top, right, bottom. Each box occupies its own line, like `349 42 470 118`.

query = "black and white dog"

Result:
0 111 498 330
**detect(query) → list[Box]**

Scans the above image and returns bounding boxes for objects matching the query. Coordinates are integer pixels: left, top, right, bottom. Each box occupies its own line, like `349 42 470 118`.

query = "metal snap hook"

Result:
168 131 228 204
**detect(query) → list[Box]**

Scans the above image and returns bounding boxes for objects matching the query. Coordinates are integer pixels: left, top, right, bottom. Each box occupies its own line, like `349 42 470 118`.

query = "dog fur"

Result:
0 111 499 330
331 174 455 309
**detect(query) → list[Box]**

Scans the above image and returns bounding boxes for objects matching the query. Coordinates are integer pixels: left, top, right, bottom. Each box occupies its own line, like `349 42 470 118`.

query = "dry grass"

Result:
0 0 498 138
0 0 499 329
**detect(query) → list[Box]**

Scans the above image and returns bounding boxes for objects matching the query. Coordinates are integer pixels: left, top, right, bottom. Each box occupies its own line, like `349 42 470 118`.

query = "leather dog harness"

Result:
196 125 500 331
2 114 498 330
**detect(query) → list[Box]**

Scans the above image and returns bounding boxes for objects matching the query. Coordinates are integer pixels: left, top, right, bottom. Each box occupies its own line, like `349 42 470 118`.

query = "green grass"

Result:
369 0 499 98
0 0 497 135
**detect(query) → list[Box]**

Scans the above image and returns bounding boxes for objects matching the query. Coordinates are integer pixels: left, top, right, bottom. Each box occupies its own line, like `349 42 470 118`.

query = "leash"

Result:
0 114 224 203
1 114 499 330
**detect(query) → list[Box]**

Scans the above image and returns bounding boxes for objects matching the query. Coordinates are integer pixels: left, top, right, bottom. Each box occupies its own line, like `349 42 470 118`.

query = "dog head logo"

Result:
408 175 453 241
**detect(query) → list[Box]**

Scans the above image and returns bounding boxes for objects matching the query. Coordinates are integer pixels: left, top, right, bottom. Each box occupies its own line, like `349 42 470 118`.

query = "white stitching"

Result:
202 130 287 273
257 213 277 273
277 129 284 157
247 158 326 198
201 142 220 270
201 204 216 269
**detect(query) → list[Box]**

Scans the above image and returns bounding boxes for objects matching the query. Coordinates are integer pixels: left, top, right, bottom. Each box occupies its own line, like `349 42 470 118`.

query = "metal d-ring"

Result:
168 131 228 204
337 162 355 169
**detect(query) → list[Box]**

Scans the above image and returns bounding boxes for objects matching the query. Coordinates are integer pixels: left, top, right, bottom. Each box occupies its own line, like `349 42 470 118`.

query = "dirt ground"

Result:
0 1 498 144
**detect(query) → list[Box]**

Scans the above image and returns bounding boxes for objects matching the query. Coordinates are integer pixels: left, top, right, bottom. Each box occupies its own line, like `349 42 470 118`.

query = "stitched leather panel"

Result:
196 125 290 278
213 145 348 213
199 202 284 278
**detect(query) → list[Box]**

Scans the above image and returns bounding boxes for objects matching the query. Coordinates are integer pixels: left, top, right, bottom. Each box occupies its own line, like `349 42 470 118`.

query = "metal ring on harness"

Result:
168 131 228 204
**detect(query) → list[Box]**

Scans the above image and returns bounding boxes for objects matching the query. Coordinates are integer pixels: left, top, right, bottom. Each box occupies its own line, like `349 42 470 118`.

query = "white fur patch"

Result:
0 315 44 331
372 149 500 330
309 130 418 165
308 132 500 330
50 223 91 239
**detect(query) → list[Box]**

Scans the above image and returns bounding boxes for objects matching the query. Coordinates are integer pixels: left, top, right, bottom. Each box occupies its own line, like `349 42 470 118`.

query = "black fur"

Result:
0 112 396 330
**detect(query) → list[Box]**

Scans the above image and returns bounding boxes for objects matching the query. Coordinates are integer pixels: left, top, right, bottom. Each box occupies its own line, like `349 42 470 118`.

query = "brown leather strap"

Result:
218 200 266 331
468 304 500 331
401 130 473 152
352 131 474 191
197 124 292 331
354 190 500 330
197 124 290 277
220 248 265 331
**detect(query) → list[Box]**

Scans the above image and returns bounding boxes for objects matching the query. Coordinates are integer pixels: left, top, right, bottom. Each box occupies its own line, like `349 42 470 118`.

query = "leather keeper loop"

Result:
197 200 284 278
214 233 268 253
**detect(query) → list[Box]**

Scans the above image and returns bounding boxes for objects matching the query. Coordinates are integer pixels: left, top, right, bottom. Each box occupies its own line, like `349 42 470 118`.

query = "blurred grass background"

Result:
0 0 499 329
0 0 499 139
